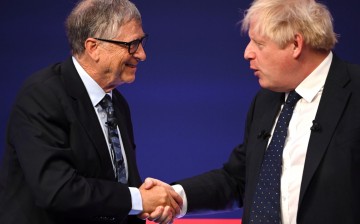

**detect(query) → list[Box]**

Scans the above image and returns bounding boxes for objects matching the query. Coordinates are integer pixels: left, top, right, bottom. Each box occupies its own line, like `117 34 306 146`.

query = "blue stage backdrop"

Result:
1 0 359 220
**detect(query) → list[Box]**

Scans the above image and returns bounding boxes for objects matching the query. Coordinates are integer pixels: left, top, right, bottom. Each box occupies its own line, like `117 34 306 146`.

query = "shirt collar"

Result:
72 56 112 107
295 52 333 103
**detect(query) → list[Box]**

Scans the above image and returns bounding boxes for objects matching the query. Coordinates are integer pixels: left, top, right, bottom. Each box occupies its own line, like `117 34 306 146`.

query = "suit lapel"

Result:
61 57 115 179
299 55 351 206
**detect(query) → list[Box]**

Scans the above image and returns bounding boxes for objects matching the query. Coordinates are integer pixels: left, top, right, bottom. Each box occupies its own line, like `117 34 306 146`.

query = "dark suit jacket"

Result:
0 57 145 224
177 54 360 224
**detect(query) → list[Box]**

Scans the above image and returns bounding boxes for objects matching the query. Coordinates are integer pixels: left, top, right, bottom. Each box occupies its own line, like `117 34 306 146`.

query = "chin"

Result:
119 74 136 84
258 79 267 89
123 77 136 84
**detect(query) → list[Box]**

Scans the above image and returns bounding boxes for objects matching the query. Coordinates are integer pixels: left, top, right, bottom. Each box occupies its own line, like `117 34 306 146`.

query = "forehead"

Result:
248 24 267 42
116 19 144 40
248 19 259 37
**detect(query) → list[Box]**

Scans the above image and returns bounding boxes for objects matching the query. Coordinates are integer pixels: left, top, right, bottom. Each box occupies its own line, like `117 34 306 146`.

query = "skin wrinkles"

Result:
81 19 147 93
244 20 302 92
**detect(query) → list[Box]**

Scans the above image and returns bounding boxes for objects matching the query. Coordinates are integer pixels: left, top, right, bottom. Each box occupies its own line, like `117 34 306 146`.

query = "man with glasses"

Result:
0 0 181 223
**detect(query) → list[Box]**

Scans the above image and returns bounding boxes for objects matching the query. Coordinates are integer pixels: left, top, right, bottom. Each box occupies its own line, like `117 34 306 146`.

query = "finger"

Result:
156 206 173 224
148 206 164 222
168 194 181 216
160 206 174 224
169 191 183 216
138 212 149 220
170 190 183 207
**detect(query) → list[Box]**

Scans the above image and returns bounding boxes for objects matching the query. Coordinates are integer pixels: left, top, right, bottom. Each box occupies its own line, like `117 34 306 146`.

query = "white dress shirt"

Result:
72 57 142 214
279 52 332 223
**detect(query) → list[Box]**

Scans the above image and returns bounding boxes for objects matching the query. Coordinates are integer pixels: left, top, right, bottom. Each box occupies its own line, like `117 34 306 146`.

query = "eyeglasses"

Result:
94 34 148 54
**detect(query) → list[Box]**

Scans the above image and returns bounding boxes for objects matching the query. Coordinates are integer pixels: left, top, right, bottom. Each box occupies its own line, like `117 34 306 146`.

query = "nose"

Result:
244 42 254 61
134 43 146 61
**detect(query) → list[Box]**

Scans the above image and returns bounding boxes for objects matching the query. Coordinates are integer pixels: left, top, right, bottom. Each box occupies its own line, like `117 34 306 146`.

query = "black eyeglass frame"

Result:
94 34 148 54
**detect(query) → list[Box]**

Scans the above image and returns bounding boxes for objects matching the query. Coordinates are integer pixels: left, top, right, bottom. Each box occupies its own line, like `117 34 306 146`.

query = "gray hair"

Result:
241 0 338 51
66 0 141 55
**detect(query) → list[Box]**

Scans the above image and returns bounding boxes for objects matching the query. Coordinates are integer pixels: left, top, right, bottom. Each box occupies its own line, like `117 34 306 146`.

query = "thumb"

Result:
144 177 156 189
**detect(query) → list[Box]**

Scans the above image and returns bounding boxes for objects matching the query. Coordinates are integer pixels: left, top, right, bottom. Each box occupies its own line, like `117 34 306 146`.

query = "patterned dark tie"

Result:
249 91 301 223
99 95 127 183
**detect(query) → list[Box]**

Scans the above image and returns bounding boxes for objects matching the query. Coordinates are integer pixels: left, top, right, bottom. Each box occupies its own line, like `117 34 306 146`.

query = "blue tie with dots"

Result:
99 95 127 184
250 91 301 223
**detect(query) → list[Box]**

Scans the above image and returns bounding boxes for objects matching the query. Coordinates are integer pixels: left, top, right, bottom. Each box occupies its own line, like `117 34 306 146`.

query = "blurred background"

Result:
1 0 359 221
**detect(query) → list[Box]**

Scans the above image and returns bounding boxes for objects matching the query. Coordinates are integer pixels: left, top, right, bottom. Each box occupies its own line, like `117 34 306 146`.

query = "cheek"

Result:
257 56 276 75
118 62 136 83
261 53 286 73
257 57 284 86
111 55 127 73
116 53 127 65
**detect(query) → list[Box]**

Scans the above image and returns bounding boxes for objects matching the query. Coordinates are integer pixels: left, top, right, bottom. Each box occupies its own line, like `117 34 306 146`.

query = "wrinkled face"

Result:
97 19 146 91
244 21 296 92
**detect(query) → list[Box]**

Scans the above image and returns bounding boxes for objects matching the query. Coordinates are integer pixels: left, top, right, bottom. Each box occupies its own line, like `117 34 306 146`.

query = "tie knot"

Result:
285 90 301 106
99 94 112 110
99 94 117 128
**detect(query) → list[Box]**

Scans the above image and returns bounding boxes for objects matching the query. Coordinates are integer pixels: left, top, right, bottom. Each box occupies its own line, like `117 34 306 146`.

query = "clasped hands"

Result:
138 178 183 224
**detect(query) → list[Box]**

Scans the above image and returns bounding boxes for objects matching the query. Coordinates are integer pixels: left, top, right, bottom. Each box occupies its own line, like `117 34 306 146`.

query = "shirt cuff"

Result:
172 184 188 218
128 187 143 215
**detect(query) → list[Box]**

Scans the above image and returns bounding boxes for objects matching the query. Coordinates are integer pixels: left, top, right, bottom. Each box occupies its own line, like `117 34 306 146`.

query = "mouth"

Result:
250 66 259 75
126 63 137 69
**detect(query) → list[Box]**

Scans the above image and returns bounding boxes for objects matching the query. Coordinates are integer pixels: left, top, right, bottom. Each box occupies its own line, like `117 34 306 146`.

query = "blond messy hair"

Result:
241 0 338 51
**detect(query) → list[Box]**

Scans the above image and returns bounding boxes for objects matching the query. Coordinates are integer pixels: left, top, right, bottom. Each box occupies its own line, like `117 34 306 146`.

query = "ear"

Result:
84 38 100 61
292 33 304 59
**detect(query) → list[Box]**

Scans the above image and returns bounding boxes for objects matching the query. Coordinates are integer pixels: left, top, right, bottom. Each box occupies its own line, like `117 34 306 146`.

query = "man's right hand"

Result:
139 178 183 223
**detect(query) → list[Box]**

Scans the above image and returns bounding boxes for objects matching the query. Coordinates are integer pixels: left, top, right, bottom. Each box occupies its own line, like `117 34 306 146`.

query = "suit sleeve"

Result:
174 91 262 215
175 145 245 214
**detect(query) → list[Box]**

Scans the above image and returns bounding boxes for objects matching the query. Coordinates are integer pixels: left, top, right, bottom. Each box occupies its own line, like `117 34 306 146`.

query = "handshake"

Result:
138 178 184 224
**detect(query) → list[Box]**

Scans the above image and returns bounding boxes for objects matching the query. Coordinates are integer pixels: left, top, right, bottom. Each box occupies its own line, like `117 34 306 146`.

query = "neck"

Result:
302 50 330 75
74 54 114 92
292 49 330 89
